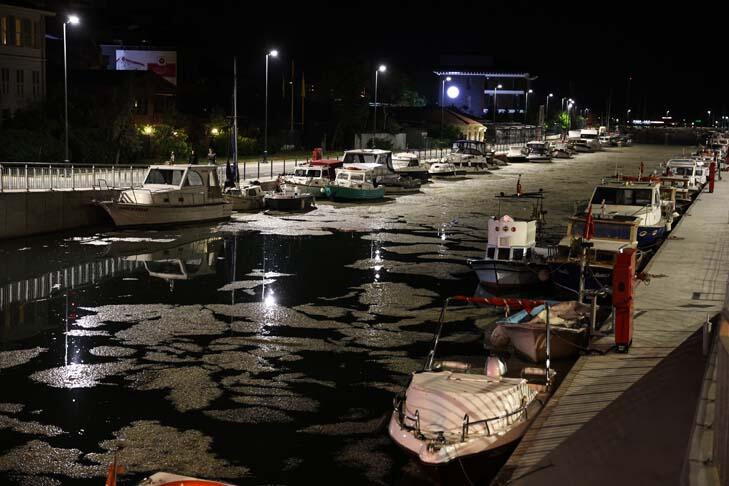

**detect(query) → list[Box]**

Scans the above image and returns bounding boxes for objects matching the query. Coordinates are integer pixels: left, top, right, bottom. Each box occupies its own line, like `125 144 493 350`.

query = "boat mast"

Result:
233 56 239 186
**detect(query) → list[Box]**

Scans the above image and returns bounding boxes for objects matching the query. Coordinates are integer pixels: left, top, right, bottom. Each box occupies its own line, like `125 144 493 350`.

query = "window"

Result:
32 71 40 97
306 169 321 177
21 18 31 47
294 169 306 177
350 173 365 182
186 171 204 186
591 187 653 206
513 248 524 260
336 172 349 181
14 17 20 46
144 168 184 185
0 68 9 95
486 247 495 259
208 171 217 187
16 69 24 96
497 248 510 260
1 16 7 45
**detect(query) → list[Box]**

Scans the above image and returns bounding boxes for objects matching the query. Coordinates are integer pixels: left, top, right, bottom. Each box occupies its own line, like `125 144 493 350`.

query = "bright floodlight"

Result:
548 93 553 97
445 76 451 81
446 86 460 99
528 89 533 93
67 15 80 25
497 84 503 89
269 50 278 57
378 65 387 72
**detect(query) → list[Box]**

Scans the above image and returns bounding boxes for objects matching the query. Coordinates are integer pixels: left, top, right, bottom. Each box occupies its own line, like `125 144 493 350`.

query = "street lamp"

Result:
263 49 278 164
493 84 502 123
373 64 387 145
440 75 451 138
627 108 632 125
63 14 80 162
525 89 533 123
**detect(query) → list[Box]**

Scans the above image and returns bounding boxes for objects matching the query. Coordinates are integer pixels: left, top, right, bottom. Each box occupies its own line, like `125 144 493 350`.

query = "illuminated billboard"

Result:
116 50 177 85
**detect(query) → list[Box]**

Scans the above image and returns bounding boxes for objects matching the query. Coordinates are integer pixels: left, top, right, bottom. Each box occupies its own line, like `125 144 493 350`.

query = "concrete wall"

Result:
0 189 117 240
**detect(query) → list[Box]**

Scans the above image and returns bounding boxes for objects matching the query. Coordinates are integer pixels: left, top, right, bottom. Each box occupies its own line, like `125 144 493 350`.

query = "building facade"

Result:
0 3 54 121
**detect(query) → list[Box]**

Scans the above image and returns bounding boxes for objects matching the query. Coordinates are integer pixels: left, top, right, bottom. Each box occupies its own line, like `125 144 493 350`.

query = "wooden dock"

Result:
495 176 729 484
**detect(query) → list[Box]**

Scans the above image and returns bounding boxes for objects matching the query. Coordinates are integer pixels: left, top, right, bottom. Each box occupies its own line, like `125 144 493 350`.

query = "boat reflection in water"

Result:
124 237 223 289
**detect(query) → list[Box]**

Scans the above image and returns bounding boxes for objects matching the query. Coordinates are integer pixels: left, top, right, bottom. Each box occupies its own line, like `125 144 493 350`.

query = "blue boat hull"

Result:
637 225 666 249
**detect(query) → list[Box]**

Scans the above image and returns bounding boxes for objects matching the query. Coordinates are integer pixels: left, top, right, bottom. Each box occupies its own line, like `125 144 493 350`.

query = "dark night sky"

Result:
50 0 729 122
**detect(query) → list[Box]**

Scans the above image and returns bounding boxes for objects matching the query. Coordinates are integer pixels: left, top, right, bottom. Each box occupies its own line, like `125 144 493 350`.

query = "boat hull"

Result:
549 262 613 293
324 185 385 201
264 194 315 211
98 201 232 227
496 323 586 362
469 260 547 289
280 182 327 197
223 194 264 212
637 225 666 248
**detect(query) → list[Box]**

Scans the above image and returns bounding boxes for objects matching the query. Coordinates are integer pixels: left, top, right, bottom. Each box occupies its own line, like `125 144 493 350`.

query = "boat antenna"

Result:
545 303 552 387
233 56 239 187
516 174 522 196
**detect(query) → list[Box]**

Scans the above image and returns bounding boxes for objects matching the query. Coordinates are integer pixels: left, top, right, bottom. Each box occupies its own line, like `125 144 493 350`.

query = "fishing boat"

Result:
264 190 315 211
389 295 553 466
506 145 529 162
588 178 673 248
279 160 339 196
548 210 641 294
98 165 232 227
343 149 422 190
664 158 706 190
323 167 385 200
491 301 593 362
468 178 550 289
443 140 498 172
223 184 265 211
392 152 430 182
525 141 553 162
428 162 467 178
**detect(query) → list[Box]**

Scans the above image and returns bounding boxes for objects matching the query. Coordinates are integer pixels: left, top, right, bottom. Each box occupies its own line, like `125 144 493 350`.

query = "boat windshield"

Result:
306 169 322 177
669 166 693 176
294 169 307 177
591 187 653 206
344 153 379 164
145 168 185 186
572 220 633 240
350 173 365 182
581 133 598 140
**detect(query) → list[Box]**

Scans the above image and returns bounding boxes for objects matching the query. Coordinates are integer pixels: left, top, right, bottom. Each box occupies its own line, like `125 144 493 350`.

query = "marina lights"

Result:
269 49 278 58
378 64 387 73
142 125 154 135
67 14 80 25
210 127 220 136
446 86 460 99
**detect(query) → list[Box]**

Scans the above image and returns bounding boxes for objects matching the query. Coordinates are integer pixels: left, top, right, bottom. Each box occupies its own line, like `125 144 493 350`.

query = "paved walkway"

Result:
495 176 729 484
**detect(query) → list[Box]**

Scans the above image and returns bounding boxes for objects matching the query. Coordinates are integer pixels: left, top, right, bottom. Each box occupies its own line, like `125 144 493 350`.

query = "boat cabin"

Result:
589 180 663 226
343 149 394 171
665 158 704 189
452 140 494 156
120 164 223 205
486 216 538 262
290 163 336 182
333 167 376 187
554 215 639 269
309 159 344 180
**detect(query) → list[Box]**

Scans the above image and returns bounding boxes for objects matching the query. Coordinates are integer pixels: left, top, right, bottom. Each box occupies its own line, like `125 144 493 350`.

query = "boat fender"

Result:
485 356 507 379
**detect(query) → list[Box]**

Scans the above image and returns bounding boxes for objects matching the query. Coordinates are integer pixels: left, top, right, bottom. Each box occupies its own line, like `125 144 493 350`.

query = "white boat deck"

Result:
496 176 729 484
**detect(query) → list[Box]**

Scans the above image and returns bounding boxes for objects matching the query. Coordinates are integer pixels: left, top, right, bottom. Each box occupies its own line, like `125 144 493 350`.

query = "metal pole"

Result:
233 57 238 182
493 86 497 123
525 91 529 124
440 79 445 138
373 70 379 147
63 22 69 162
264 54 269 164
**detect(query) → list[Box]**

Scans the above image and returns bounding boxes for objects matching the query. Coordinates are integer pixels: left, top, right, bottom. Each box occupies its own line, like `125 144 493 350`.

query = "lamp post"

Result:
440 75 451 138
373 64 386 147
707 110 712 126
545 93 553 141
63 14 80 162
627 108 631 126
524 89 533 123
561 97 566 111
264 49 278 164
493 84 502 123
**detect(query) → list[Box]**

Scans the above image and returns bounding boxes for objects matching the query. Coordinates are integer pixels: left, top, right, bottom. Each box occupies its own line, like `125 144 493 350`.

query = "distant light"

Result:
548 93 553 97
445 76 451 81
142 125 154 135
497 84 503 89
67 15 80 25
269 49 279 57
378 65 387 72
528 89 533 93
210 127 220 136
446 86 460 99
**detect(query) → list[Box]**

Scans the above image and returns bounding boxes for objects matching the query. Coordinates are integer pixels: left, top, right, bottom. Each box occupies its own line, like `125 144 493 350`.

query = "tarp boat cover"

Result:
403 371 535 441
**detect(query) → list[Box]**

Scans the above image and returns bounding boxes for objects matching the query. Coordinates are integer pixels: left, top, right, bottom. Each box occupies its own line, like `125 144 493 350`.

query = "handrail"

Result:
0 161 149 168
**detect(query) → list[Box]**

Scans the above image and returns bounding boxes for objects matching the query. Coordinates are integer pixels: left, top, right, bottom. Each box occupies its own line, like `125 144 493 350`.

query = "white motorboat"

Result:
444 140 499 172
664 158 706 190
579 128 602 151
525 141 553 162
223 184 265 211
98 164 232 227
551 142 574 158
389 295 553 466
506 145 529 162
279 160 338 196
428 162 467 178
343 149 422 190
392 152 430 182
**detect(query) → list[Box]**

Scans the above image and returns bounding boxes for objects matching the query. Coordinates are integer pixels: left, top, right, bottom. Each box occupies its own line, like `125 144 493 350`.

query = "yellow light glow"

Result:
210 127 220 136
142 125 154 135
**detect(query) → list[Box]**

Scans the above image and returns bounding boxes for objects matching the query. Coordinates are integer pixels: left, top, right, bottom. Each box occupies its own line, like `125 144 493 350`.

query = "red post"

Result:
613 248 636 352
709 161 716 193
312 148 323 161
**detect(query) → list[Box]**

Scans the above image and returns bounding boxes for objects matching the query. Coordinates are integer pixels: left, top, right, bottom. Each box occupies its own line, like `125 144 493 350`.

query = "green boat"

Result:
324 168 385 201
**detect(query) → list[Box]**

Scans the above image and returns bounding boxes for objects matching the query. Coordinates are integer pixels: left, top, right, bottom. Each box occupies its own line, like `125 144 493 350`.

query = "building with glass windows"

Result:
0 2 54 121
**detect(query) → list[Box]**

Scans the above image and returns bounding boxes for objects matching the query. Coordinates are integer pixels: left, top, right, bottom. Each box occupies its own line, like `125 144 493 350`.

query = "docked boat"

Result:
588 179 673 248
428 162 467 178
389 295 553 466
264 190 315 211
138 472 236 486
664 158 706 191
323 167 385 200
579 128 602 151
525 141 553 162
491 301 594 362
343 149 422 190
443 139 498 172
223 184 265 211
506 145 529 162
551 142 574 158
279 159 340 196
392 152 430 182
567 130 594 153
468 180 550 289
98 164 232 227
548 211 641 293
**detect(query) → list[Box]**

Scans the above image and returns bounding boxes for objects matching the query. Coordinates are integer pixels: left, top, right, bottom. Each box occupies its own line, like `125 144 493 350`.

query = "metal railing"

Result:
0 162 148 192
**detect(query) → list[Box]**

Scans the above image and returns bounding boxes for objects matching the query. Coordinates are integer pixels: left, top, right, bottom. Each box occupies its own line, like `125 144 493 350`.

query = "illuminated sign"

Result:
116 50 177 85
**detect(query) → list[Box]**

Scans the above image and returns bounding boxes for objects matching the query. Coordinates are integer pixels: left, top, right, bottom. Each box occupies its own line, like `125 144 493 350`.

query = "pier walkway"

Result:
496 176 729 484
